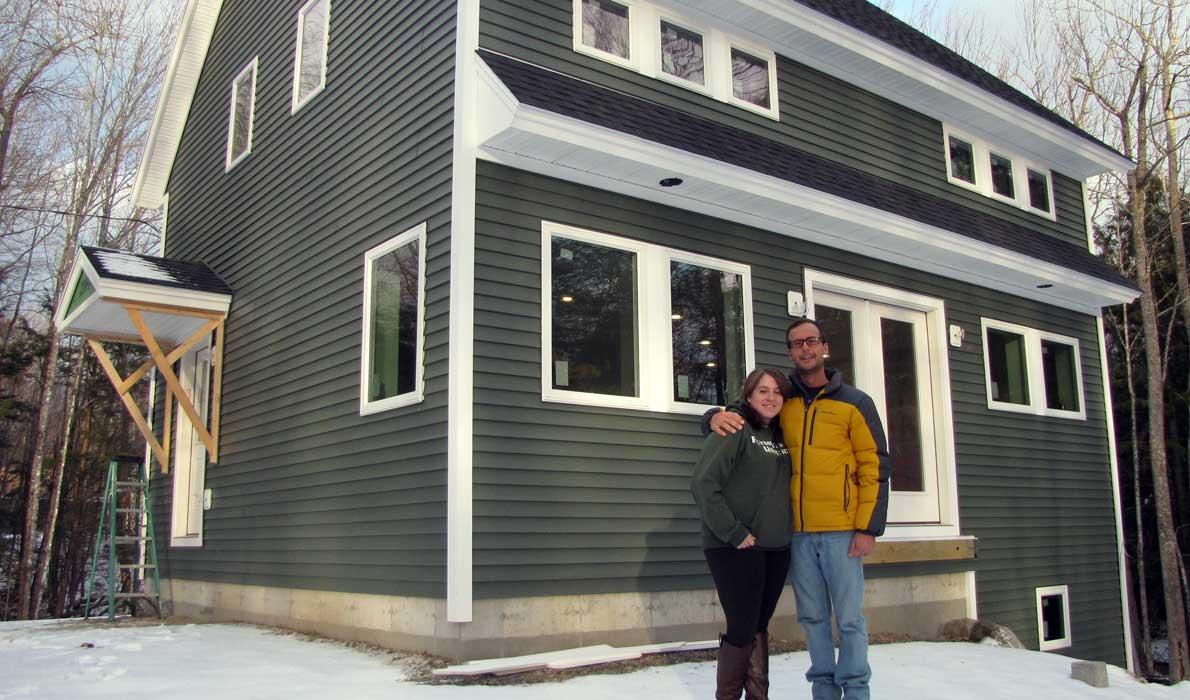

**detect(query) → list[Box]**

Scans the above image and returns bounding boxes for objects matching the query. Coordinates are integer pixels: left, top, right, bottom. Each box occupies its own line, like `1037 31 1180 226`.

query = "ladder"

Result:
83 456 163 620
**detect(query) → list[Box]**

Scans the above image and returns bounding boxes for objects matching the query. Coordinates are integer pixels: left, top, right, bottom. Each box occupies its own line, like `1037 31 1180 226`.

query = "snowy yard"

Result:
1 619 1187 699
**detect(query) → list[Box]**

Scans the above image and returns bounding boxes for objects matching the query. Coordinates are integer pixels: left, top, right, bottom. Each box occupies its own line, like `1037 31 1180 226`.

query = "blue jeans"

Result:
791 531 870 700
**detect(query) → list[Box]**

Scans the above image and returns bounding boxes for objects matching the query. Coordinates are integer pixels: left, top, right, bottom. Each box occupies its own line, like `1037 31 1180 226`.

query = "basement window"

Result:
1036 585 1072 651
360 223 426 414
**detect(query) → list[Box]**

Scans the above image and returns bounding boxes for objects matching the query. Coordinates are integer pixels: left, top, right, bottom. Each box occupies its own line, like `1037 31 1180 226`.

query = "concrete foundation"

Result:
162 571 972 660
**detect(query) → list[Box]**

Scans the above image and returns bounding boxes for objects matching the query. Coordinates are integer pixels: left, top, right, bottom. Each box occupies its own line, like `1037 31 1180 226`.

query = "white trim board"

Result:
474 61 1137 314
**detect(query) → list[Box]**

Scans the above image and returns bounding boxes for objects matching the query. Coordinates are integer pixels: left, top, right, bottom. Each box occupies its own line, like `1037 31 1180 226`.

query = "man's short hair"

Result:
786 317 825 342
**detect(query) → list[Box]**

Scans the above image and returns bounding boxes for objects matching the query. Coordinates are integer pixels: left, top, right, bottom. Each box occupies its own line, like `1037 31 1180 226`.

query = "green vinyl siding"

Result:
150 0 456 598
478 0 1090 249
473 160 1124 666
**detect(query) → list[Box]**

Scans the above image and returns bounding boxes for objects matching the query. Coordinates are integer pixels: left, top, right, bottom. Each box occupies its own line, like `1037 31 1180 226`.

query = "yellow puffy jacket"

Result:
781 369 891 536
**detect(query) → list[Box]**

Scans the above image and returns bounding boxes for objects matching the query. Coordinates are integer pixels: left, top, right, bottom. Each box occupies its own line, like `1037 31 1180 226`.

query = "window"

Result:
579 0 632 63
572 0 779 119
1036 585 1072 651
660 20 704 86
225 58 258 171
981 319 1085 419
942 126 1055 220
989 153 1015 199
730 47 771 110
360 223 426 414
292 0 330 112
542 221 754 413
805 270 958 535
948 136 976 185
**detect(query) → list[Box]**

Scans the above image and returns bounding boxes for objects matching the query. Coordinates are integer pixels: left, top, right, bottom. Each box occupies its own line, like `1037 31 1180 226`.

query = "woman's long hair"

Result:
737 367 792 434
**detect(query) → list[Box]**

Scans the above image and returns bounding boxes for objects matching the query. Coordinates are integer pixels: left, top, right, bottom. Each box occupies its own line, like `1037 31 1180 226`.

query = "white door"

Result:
812 290 941 523
171 344 212 541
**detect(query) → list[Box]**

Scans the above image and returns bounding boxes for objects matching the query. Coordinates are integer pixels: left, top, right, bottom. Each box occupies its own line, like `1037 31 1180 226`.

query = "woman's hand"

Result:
737 533 756 549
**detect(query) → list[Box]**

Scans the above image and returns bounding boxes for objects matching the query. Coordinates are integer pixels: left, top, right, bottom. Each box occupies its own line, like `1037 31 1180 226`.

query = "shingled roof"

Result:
81 247 233 296
792 0 1124 159
478 50 1135 291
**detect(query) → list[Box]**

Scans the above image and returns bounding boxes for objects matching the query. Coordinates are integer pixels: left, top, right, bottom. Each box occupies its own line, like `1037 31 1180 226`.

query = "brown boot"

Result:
743 631 770 700
716 635 753 700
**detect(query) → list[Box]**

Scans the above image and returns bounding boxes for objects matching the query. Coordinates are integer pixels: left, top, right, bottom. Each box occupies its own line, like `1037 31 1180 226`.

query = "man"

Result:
705 317 890 700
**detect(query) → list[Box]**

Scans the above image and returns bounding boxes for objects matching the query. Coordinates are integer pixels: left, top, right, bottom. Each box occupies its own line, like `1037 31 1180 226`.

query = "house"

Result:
68 0 1141 664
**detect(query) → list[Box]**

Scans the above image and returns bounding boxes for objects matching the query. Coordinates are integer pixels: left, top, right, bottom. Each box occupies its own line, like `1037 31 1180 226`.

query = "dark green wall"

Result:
478 0 1090 249
473 160 1123 665
152 0 457 598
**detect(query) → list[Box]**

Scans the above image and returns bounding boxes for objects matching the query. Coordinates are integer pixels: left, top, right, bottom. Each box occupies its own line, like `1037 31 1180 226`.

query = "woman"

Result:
691 368 793 700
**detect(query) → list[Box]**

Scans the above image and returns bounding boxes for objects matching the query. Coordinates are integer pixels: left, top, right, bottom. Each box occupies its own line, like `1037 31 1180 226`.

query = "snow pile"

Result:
1 619 1188 700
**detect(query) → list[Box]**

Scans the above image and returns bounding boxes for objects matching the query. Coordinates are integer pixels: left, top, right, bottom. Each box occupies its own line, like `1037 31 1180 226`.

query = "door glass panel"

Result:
881 318 924 492
813 305 853 386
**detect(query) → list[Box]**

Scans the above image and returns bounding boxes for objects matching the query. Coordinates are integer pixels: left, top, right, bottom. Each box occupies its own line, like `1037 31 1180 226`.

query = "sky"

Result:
2 619 1188 700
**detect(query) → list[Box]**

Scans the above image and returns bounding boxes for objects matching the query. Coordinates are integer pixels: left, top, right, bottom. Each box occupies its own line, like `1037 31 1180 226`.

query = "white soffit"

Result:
132 0 225 210
476 63 1136 314
663 0 1133 179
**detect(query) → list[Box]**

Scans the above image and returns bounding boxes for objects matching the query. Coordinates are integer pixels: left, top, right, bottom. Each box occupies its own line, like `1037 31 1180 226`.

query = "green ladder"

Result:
84 456 163 620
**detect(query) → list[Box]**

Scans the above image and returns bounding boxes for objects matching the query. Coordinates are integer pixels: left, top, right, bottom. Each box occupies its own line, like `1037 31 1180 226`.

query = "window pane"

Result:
660 21 704 85
987 328 1029 404
990 153 1015 198
552 236 638 396
1028 169 1050 212
731 48 770 108
813 306 853 387
948 137 976 184
369 240 419 400
231 71 253 159
582 0 630 59
1041 594 1066 642
670 262 745 404
298 0 328 103
881 318 924 492
1042 340 1079 412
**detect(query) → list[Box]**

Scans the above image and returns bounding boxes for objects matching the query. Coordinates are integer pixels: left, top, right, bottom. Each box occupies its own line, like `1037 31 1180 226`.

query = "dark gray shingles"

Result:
83 246 233 295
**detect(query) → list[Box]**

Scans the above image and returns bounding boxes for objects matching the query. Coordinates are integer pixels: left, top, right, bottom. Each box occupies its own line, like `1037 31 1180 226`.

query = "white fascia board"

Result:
666 0 1133 178
98 279 233 315
132 0 225 210
477 90 1137 313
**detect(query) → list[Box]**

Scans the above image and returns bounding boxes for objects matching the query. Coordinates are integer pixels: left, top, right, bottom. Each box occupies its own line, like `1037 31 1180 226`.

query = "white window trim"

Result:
359 222 428 415
573 0 779 120
1036 584 1073 651
291 0 331 114
225 57 258 172
541 221 755 414
803 269 960 539
980 318 1086 420
943 125 1056 221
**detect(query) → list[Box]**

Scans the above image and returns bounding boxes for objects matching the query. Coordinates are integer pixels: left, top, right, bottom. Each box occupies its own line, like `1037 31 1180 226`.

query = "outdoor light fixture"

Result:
659 177 683 187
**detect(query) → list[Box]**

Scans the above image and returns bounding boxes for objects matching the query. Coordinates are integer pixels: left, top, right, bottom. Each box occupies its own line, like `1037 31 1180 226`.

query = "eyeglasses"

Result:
786 336 823 349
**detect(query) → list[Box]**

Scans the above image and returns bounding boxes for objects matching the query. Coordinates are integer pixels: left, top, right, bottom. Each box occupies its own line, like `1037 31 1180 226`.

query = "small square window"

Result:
990 153 1015 198
581 0 630 60
1027 169 1051 213
293 0 331 112
948 136 976 184
986 328 1029 405
360 224 426 414
731 48 770 109
226 59 258 170
1041 339 1079 412
670 261 746 404
551 235 639 397
1036 585 1072 650
660 21 704 85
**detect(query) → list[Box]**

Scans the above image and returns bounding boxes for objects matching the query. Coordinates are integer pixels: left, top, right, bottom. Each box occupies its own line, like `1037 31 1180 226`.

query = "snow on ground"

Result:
1 619 1188 699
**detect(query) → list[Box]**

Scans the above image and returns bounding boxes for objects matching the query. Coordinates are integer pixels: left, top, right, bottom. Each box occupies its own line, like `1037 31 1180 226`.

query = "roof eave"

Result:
131 0 225 210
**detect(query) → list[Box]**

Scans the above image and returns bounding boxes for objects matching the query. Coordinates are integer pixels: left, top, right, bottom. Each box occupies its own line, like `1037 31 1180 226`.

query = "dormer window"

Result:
943 126 1055 220
573 0 779 120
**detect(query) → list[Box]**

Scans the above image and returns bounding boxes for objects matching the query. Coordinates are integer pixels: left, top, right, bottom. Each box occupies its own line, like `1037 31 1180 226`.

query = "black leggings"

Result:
705 547 791 647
